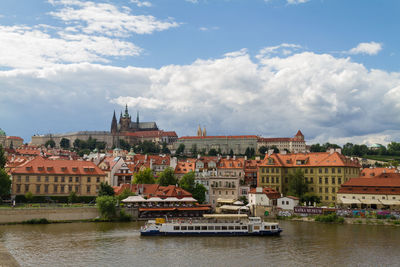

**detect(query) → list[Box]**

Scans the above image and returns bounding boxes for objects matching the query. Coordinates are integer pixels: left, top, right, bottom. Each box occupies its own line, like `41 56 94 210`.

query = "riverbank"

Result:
0 243 20 267
279 216 400 226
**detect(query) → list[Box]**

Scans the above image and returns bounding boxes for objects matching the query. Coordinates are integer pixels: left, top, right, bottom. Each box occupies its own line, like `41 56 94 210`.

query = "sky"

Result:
0 0 400 146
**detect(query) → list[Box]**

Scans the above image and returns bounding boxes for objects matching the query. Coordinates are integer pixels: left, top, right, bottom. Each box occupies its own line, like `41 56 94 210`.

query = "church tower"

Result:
111 110 117 134
197 125 202 137
202 127 207 137
120 104 131 132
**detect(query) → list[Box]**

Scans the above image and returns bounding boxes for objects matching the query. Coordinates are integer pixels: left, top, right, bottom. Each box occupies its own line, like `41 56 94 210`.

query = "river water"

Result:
0 221 399 267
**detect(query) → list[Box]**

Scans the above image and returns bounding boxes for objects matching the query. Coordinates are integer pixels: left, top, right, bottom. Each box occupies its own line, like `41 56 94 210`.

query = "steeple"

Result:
111 110 117 133
202 127 207 137
136 111 139 125
197 125 202 137
124 104 129 118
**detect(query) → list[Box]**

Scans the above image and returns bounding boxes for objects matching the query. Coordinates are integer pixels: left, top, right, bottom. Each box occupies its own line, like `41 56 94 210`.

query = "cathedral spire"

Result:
124 104 129 118
136 111 139 125
111 110 117 133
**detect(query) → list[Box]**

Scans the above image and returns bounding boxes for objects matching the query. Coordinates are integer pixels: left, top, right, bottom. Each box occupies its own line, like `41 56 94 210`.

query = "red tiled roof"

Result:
179 135 258 140
123 130 178 138
113 184 192 198
249 187 281 199
218 158 245 169
6 136 23 140
361 168 397 177
11 157 106 176
133 154 170 165
338 173 400 194
295 130 304 137
175 161 195 174
260 152 361 168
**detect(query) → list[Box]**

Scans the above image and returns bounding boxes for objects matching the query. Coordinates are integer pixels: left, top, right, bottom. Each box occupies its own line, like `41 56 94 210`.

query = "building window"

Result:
37 176 41 182
17 176 21 182
54 185 58 193
26 176 30 182
219 191 221 195
61 185 65 193
325 196 328 200
305 169 308 174
310 169 314 174
25 185 29 192
271 177 274 183
69 177 73 183
325 168 328 174
325 177 328 184
75 186 79 193
69 185 72 192
87 185 91 193
45 176 49 182
310 177 314 183
54 176 58 182
319 187 322 193
325 187 328 193
332 177 335 184
338 178 342 184
45 184 49 193
97 177 100 183
332 187 335 193
262 177 265 183
36 185 40 193
266 168 269 173
338 168 342 174
232 191 234 195
332 196 335 201
319 177 322 184
319 168 322 174
266 177 269 183
87 177 91 183
271 168 275 173
276 177 279 183
332 168 335 174
76 177 79 183
226 191 228 195
262 168 265 173
61 177 65 183
16 184 21 193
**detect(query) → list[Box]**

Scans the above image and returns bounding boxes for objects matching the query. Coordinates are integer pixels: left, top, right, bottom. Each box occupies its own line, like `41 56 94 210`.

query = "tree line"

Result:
310 142 400 157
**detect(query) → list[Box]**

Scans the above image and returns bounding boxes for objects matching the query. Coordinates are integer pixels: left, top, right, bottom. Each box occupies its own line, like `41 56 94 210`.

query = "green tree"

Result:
25 191 33 203
60 138 70 149
208 148 218 156
118 139 131 151
179 171 195 192
45 139 56 148
192 183 207 204
258 146 268 155
0 169 11 199
117 188 135 202
96 196 117 219
68 191 78 203
161 142 171 154
310 143 322 152
287 169 309 199
133 168 155 184
175 144 185 155
86 136 97 150
238 196 248 205
301 192 321 205
342 143 354 156
98 182 115 196
229 149 234 157
158 167 178 186
0 145 6 169
190 144 198 156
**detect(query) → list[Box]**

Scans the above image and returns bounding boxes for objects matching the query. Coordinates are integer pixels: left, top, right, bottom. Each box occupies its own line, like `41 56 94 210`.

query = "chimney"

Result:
329 148 335 154
244 155 247 160
197 154 201 159
280 150 287 155
233 155 236 160
145 154 148 161
227 155 230 160
335 148 342 154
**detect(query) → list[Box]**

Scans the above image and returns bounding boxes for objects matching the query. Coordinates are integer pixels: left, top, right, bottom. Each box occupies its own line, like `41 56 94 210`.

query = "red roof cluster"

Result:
11 157 105 176
113 184 192 198
338 173 400 195
123 130 177 138
361 167 397 177
175 161 195 174
179 135 258 140
249 187 281 199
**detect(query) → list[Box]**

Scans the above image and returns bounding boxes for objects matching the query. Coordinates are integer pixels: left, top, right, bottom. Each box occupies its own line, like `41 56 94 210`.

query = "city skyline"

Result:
1 0 400 145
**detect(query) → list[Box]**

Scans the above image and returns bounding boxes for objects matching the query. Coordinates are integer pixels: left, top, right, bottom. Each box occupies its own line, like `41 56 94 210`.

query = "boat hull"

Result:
140 229 282 236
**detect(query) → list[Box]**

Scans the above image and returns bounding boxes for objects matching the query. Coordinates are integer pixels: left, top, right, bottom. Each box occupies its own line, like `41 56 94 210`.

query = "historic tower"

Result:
120 104 131 132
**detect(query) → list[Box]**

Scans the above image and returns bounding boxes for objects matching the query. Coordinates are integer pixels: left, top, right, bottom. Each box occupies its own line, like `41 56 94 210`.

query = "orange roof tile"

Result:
179 135 258 140
361 168 397 177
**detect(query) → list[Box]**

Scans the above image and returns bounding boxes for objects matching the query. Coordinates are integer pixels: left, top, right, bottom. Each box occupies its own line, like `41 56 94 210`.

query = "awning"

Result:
219 205 249 211
217 198 235 204
178 197 197 202
164 197 180 202
338 197 361 204
147 197 164 202
233 201 244 205
122 196 147 203
359 199 379 205
379 199 400 206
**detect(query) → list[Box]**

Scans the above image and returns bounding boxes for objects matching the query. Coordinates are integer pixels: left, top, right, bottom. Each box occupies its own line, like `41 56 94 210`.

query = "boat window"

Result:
271 226 276 229
235 226 241 230
181 226 187 230
228 226 234 230
195 226 201 230
201 226 207 230
208 226 215 230
254 226 260 230
215 226 221 230
222 226 227 230
174 226 179 230
264 226 270 230
241 226 247 230
188 226 194 230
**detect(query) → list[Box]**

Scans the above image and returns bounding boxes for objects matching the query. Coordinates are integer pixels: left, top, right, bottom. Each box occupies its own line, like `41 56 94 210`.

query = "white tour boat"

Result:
140 214 282 236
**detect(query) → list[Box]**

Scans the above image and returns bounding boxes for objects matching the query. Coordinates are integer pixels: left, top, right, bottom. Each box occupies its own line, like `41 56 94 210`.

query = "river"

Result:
0 221 399 266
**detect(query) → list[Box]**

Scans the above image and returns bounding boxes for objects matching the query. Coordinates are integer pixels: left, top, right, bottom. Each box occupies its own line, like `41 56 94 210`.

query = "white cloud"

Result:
348 42 382 55
199 26 219 31
186 0 199 3
130 0 152 7
256 43 302 60
2 45 400 144
287 0 309 5
49 0 179 36
0 0 179 69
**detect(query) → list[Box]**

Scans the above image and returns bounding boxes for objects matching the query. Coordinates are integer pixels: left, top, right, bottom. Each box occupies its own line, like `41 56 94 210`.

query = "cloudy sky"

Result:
0 0 399 146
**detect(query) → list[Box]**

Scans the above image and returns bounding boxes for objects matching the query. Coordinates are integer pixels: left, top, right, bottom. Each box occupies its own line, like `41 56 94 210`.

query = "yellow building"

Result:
258 150 361 205
11 157 106 197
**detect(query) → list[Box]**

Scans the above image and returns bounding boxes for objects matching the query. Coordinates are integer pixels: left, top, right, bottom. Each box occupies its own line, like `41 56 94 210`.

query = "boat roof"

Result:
203 214 249 219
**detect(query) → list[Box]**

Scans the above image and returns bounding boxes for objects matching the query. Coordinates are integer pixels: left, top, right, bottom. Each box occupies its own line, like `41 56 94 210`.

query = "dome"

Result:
128 148 136 156
0 128 6 136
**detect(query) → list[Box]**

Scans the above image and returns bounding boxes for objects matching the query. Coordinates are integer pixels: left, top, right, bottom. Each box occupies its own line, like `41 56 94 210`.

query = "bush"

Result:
96 196 117 220
22 218 50 224
314 214 344 223
119 209 132 222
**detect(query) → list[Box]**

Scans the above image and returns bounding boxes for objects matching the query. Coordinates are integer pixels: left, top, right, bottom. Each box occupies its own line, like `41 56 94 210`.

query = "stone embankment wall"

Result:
0 207 100 224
